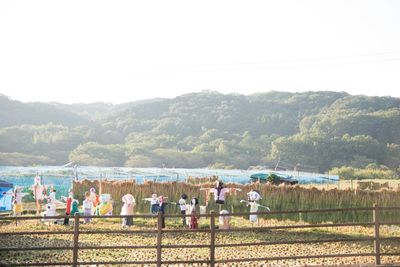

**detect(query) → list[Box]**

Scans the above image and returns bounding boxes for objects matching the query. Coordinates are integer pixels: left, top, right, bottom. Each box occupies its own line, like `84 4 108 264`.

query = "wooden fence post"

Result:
72 213 80 267
210 210 215 267
373 203 381 266
157 212 162 267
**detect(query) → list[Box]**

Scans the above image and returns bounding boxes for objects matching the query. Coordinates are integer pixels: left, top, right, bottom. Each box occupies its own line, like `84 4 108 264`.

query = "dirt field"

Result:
1 215 400 267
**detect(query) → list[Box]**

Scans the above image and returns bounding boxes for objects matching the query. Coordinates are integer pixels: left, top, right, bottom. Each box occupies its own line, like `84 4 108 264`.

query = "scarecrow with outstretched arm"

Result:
240 189 270 222
200 180 242 212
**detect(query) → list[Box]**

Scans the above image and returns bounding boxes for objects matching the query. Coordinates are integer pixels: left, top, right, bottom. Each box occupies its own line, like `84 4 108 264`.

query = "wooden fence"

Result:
1 204 400 266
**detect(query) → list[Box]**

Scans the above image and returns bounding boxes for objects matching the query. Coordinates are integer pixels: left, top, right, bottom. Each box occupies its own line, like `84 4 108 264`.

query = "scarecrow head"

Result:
216 180 224 188
100 194 111 203
33 175 41 186
158 195 165 205
122 194 135 205
248 190 261 202
191 197 199 206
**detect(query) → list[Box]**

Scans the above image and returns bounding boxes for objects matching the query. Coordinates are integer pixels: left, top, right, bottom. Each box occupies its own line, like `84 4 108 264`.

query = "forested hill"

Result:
0 94 87 127
1 91 399 174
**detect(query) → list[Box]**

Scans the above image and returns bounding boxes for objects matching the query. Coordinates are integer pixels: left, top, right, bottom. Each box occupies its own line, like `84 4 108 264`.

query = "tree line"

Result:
0 91 399 176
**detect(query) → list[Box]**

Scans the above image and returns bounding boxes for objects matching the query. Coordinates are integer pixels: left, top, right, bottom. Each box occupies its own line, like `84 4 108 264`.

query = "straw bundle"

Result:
73 179 400 223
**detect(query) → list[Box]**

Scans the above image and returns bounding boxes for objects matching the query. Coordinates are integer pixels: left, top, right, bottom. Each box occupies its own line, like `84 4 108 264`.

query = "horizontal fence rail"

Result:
214 253 378 263
1 205 400 266
5 205 400 221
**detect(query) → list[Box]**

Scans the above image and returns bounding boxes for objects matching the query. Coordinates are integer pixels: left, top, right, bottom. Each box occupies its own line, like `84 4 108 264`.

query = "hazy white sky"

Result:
1 0 400 104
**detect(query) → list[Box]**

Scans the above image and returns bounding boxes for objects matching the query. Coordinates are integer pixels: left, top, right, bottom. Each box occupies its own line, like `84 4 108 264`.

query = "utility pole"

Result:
274 156 281 171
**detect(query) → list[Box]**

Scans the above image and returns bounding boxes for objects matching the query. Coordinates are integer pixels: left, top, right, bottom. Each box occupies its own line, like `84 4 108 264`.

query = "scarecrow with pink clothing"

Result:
32 175 45 215
201 180 242 212
121 194 136 227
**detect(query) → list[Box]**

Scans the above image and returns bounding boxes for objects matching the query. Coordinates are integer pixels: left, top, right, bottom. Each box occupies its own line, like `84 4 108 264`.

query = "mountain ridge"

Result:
0 91 399 173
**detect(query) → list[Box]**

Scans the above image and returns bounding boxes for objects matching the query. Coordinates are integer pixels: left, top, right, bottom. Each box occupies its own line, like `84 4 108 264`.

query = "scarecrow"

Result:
42 201 58 224
83 191 93 224
89 188 100 214
178 193 188 226
70 200 80 217
158 195 169 228
121 193 135 227
96 194 113 216
219 209 230 229
201 180 242 211
189 197 199 229
32 175 45 215
62 189 73 225
47 185 56 204
241 189 270 222
12 186 24 217
143 193 162 214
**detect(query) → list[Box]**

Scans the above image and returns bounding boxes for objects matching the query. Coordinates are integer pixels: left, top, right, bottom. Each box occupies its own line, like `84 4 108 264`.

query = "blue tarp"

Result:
0 180 13 211
0 166 340 198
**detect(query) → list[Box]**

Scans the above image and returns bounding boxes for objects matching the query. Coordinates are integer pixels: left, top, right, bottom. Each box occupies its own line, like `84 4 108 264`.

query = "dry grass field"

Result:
303 179 400 191
73 179 400 220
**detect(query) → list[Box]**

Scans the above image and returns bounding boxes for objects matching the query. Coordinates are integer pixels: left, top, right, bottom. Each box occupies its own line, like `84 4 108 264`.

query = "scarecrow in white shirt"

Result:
121 193 135 227
178 193 188 226
83 191 93 224
240 189 270 223
47 185 56 204
219 209 230 229
143 193 161 214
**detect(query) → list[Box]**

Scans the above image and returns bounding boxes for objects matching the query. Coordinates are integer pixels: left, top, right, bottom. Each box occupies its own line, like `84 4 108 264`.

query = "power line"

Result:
134 56 400 75
180 57 400 73
179 50 400 68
